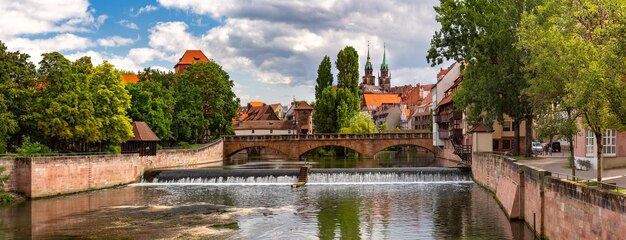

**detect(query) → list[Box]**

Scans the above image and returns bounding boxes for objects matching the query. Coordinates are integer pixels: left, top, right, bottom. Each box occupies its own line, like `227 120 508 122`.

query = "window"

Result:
586 131 594 154
419 108 424 113
586 129 617 155
270 129 273 134
493 140 499 150
252 129 255 134
502 140 511 150
603 129 616 155
503 121 512 132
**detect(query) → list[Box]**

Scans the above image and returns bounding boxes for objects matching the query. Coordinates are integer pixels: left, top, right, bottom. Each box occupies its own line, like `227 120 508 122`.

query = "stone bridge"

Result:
223 133 434 159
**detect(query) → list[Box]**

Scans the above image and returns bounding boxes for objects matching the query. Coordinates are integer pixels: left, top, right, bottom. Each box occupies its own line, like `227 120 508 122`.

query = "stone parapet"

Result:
0 140 223 198
473 152 626 240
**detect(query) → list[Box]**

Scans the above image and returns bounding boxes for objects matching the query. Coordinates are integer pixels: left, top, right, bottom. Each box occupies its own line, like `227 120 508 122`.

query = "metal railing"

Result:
550 172 626 193
222 132 432 142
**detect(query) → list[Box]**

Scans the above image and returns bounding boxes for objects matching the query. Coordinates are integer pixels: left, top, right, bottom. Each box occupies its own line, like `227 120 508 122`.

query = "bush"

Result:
577 159 592 170
16 136 53 156
0 166 12 205
104 145 121 154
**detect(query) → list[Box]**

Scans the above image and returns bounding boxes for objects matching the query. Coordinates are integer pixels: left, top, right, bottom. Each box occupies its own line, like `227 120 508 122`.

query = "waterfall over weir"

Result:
137 168 473 186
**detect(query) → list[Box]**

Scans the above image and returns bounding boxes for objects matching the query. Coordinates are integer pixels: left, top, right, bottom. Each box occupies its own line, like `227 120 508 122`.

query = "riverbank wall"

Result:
473 152 626 240
0 140 223 198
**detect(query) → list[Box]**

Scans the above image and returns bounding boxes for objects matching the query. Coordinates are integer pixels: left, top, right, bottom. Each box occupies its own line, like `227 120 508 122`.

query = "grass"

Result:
576 180 598 187
512 155 540 161
611 189 626 194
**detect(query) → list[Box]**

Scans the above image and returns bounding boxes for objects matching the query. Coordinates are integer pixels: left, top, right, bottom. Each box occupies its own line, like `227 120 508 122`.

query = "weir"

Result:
138 167 472 186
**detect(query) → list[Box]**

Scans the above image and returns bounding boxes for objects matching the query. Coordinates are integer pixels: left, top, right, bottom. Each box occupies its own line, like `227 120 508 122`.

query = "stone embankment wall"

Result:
473 153 626 240
0 140 223 198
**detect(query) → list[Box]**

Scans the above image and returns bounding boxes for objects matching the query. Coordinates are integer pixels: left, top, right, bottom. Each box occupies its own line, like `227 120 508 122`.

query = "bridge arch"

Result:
224 142 290 158
298 145 364 159
224 145 288 158
372 143 435 156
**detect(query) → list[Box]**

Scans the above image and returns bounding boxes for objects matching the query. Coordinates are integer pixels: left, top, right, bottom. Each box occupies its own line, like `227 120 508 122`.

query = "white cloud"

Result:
97 36 135 47
134 5 158 16
157 0 236 19
6 33 94 63
128 48 166 64
391 67 439 87
65 50 104 64
118 20 139 30
0 0 100 38
154 0 441 90
148 22 200 53
95 15 108 29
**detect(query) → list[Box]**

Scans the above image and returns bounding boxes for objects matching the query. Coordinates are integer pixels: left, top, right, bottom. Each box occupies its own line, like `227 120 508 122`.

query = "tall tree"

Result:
519 0 626 181
0 42 36 153
315 56 333 100
127 68 175 144
314 86 337 133
336 46 360 93
35 53 96 150
174 61 239 142
335 87 360 129
427 0 537 156
90 62 134 147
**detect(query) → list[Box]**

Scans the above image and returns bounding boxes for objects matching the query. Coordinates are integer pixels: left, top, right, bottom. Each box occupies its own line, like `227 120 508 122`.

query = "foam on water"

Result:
132 171 473 186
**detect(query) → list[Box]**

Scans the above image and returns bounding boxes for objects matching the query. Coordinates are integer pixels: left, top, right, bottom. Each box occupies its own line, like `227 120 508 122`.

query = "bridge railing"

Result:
222 132 432 141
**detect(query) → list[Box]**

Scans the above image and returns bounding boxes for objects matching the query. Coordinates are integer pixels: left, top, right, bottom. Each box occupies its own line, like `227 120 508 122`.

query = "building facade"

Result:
573 124 626 169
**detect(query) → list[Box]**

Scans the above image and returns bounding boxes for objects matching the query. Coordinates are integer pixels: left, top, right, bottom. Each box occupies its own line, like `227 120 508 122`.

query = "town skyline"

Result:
0 0 445 104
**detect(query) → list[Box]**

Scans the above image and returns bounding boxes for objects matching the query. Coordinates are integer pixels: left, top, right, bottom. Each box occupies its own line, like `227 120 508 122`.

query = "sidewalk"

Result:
517 152 626 187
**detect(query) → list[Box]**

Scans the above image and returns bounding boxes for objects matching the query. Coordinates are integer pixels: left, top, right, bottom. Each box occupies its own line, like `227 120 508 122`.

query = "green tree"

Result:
174 61 239 142
519 0 626 181
335 88 360 129
336 46 360 93
0 42 36 153
126 68 175 143
428 0 538 156
315 56 333 100
90 62 134 147
339 112 376 133
35 53 98 150
314 86 337 133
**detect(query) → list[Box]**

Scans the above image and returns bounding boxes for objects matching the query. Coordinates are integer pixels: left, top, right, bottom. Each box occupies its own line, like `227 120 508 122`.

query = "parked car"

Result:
551 142 561 153
532 142 543 155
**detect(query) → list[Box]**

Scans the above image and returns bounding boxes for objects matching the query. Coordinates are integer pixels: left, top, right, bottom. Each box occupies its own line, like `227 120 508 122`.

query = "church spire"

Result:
365 41 373 70
381 43 388 69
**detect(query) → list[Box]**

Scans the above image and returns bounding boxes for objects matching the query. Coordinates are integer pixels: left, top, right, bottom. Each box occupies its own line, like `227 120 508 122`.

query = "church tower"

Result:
378 44 392 92
361 42 375 86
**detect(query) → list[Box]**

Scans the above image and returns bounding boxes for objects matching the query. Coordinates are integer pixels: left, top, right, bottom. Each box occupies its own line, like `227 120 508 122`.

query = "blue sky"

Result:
0 0 445 105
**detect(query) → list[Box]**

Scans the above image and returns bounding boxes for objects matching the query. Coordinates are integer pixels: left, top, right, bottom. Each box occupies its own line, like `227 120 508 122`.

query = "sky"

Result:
0 0 447 105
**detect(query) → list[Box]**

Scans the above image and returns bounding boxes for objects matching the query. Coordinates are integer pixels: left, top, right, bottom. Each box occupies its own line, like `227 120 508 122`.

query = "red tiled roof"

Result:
435 94 453 109
470 124 491 133
249 101 264 107
245 105 279 121
295 101 314 110
421 84 435 91
233 120 294 130
420 92 433 106
363 93 401 111
121 74 139 83
174 50 209 67
129 121 159 141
